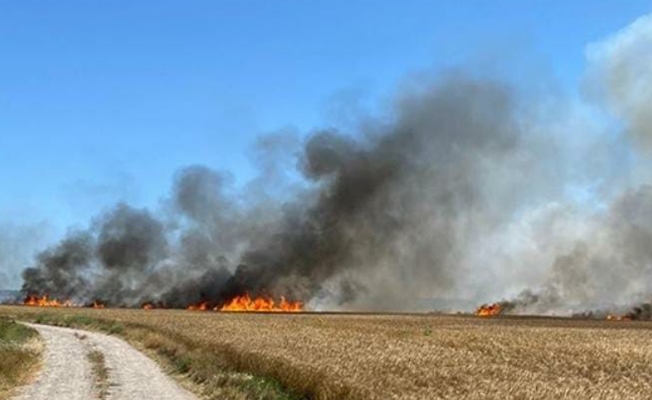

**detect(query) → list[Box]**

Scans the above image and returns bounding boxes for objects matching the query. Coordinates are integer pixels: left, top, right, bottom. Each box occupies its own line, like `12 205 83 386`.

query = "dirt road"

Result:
12 323 197 400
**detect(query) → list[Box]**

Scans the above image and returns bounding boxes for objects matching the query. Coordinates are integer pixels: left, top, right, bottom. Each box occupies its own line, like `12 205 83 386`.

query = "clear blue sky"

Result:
1 1 651 235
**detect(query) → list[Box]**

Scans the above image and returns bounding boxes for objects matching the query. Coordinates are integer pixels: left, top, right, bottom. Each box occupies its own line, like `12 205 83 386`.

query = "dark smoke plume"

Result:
20 75 525 309
22 231 94 300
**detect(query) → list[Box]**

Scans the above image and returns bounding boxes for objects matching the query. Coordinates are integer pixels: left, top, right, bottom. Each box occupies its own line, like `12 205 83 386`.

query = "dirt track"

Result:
12 323 196 400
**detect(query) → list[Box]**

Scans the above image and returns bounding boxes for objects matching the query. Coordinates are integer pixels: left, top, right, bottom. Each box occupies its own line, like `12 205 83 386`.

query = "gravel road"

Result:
12 323 198 400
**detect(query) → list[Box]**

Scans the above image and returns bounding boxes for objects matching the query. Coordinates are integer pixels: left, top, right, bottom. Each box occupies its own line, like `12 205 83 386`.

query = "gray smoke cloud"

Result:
487 185 652 317
491 14 652 318
16 13 652 316
21 230 94 300
0 222 51 291
585 13 652 152
19 74 530 309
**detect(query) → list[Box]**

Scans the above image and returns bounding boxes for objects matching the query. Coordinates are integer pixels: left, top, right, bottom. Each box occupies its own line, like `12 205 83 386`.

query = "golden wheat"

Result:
2 306 652 400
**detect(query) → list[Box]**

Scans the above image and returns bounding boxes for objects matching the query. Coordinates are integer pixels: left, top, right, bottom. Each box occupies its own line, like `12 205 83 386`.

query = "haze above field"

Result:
2 2 652 314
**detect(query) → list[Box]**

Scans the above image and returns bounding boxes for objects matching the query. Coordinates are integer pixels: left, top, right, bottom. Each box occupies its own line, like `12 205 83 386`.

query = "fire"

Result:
92 300 105 309
219 293 304 312
23 294 73 307
476 303 502 317
142 302 154 310
186 301 209 311
607 314 632 321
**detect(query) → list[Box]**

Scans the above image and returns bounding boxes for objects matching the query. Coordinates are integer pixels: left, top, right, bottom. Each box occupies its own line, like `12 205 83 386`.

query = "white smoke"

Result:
0 221 51 290
585 13 652 152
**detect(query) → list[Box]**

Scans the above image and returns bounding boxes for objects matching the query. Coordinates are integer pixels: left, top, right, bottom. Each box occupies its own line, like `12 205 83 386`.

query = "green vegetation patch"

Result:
33 313 124 334
0 318 37 343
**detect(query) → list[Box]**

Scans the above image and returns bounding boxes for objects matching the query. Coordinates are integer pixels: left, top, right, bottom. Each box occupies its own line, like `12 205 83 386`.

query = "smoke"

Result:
487 185 652 316
96 204 167 272
19 75 529 309
16 13 652 315
21 230 94 300
492 14 652 318
585 13 652 152
0 222 51 290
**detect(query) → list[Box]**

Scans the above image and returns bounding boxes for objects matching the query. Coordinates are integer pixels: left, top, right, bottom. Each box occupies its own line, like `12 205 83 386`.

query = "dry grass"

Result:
0 317 41 400
87 349 110 399
2 306 652 400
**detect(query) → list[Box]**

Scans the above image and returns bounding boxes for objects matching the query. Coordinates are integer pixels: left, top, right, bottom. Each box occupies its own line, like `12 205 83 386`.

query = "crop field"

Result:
2 306 652 400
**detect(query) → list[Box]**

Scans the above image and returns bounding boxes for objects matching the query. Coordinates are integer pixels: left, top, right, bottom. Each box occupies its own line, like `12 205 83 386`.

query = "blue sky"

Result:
1 1 651 236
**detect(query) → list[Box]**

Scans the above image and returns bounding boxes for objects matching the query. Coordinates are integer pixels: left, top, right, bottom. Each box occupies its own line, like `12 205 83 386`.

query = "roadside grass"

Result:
86 349 110 399
21 312 304 400
0 318 41 400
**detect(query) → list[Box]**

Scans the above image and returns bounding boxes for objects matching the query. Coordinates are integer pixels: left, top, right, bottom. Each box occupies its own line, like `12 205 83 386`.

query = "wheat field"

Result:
2 306 652 400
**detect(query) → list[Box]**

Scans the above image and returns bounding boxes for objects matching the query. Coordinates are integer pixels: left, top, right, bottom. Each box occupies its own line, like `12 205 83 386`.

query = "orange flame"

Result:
219 293 304 312
142 302 154 310
476 303 502 317
606 314 632 321
23 294 73 307
186 301 209 311
92 300 105 309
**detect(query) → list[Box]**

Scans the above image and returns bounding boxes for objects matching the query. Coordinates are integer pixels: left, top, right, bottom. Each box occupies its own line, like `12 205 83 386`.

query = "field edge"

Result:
0 317 42 400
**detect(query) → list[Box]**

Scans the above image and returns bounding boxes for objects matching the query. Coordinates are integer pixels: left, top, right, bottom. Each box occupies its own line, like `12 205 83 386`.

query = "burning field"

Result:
3 12 652 400
2 305 652 400
11 12 652 321
18 293 304 313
